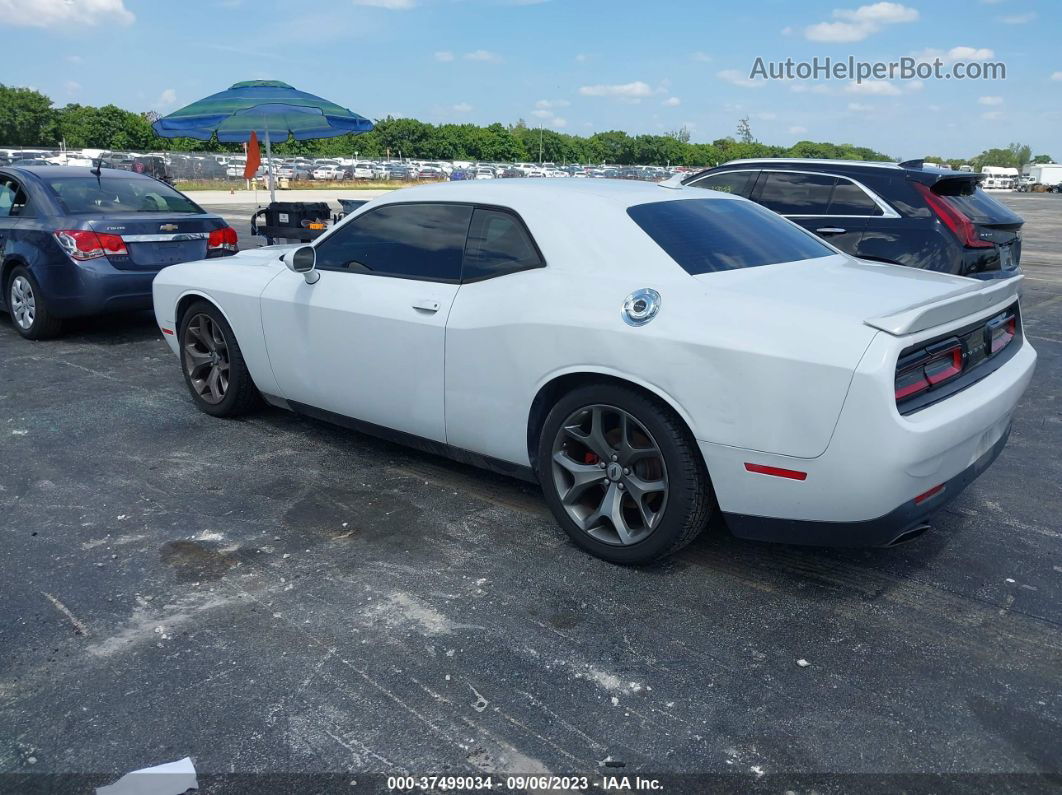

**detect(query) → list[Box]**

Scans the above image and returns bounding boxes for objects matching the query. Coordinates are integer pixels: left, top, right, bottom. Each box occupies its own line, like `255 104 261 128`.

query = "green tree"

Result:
0 85 59 145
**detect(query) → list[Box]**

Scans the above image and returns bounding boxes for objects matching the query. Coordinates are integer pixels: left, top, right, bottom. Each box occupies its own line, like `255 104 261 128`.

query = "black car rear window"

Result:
933 181 1022 224
627 198 834 274
44 176 202 214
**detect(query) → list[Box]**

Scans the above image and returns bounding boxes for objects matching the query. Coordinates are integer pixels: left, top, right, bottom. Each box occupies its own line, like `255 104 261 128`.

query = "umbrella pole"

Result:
264 124 275 204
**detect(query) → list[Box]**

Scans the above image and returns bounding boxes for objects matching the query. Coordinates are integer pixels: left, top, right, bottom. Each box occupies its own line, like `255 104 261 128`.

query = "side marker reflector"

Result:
914 484 945 505
161 327 174 335
744 463 808 481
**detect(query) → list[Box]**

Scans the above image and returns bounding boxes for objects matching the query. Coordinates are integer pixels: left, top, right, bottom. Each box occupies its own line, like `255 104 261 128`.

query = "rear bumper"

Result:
722 422 1010 547
700 337 1036 547
38 259 157 318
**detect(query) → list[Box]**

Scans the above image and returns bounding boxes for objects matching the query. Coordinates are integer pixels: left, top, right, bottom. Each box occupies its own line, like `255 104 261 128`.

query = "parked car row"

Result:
1 163 1035 566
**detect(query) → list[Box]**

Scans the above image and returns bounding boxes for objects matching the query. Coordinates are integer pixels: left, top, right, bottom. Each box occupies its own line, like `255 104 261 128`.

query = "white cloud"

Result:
788 125 808 134
156 88 177 107
530 109 552 119
549 116 567 128
662 96 681 107
0 0 133 26
434 51 454 62
65 81 81 95
717 69 765 89
1052 72 1062 81
451 102 473 113
535 99 570 109
790 83 833 94
845 80 901 95
579 81 653 98
981 110 1004 120
690 51 712 62
351 0 415 7
66 55 83 64
978 95 1004 105
575 53 590 62
947 45 994 61
848 101 874 111
1000 12 1036 23
781 26 794 35
805 2 918 42
754 111 777 120
464 49 502 62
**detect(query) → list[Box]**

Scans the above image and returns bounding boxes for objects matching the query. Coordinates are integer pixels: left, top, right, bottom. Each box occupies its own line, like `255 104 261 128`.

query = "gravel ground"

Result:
0 193 1059 794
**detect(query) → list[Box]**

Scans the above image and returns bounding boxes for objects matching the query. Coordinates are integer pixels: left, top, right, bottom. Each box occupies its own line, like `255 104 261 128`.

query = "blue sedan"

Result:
0 165 237 339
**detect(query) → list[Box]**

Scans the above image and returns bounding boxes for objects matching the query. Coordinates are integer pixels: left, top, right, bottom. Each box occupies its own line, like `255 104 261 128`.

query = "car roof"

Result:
4 165 151 180
371 177 742 212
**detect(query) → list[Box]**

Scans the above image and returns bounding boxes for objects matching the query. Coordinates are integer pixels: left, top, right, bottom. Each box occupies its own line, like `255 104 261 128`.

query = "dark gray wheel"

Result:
538 383 712 564
7 266 62 340
178 301 260 417
551 404 668 546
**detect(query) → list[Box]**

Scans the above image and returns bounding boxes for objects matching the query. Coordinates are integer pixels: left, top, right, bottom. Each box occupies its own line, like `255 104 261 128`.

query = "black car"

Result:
0 166 237 340
683 158 1023 279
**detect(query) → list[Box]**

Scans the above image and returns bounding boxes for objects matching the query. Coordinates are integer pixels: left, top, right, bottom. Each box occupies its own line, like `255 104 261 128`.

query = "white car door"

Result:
259 202 473 443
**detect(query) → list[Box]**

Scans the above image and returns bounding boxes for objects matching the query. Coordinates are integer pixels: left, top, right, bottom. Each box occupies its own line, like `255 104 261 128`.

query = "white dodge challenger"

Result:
153 180 1036 564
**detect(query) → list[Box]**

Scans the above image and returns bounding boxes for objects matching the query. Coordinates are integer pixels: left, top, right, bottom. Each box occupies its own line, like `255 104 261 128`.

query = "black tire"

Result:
178 300 260 417
537 383 713 564
6 266 63 340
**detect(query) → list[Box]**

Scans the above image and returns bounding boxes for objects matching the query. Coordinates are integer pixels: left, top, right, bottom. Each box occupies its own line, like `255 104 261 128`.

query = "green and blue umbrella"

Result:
152 80 373 200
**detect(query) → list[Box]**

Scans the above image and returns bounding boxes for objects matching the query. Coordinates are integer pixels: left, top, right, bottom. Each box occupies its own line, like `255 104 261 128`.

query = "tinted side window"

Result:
0 178 29 217
315 203 473 281
828 180 883 216
0 181 14 218
462 208 543 282
628 198 833 275
756 172 834 215
691 171 755 197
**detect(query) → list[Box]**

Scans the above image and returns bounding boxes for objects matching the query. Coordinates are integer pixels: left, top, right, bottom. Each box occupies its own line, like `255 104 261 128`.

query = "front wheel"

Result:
178 301 260 417
537 384 713 564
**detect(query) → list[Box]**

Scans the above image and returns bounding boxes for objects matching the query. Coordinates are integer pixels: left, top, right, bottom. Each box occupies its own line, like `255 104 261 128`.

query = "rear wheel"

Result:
178 301 260 417
7 266 62 340
537 384 712 564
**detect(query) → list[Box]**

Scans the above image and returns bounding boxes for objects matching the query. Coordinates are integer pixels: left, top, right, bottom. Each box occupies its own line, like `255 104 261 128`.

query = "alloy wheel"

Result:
182 313 230 405
551 404 669 546
10 276 36 331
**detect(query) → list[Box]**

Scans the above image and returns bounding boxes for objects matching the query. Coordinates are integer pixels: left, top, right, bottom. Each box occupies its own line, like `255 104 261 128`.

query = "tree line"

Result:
0 84 1050 169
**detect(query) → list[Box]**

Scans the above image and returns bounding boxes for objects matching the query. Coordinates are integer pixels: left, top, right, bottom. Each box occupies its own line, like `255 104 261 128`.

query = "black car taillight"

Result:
913 182 993 249
986 312 1017 354
895 337 964 402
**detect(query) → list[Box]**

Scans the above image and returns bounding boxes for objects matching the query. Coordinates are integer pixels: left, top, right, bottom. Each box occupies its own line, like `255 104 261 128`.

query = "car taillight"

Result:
895 337 964 402
207 225 238 252
54 229 128 261
913 182 993 249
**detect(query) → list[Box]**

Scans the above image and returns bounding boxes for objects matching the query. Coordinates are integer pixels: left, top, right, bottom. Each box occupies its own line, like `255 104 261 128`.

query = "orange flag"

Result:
243 131 261 179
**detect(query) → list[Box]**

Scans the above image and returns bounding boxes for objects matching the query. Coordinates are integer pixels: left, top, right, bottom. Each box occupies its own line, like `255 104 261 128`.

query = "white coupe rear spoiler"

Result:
864 274 1023 336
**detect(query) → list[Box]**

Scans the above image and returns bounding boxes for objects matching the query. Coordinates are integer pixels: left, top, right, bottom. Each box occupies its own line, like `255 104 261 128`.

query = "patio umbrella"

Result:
151 80 373 202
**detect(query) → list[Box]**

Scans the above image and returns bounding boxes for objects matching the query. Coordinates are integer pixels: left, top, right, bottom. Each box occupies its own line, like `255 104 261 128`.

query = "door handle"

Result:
412 299 440 313
815 227 846 235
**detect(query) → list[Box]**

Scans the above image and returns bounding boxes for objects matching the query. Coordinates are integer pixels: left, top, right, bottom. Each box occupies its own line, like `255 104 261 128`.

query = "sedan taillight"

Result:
207 226 238 252
54 229 128 261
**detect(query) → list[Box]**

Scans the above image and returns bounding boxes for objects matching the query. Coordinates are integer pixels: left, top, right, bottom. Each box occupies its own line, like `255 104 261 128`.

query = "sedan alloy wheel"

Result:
10 275 36 331
182 313 230 404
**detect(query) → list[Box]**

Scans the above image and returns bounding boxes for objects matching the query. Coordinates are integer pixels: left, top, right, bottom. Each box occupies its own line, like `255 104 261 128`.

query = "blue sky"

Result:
3 0 1060 158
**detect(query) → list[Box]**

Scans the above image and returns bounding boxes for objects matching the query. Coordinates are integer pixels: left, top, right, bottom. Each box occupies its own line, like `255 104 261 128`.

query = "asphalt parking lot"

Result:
1 193 1059 792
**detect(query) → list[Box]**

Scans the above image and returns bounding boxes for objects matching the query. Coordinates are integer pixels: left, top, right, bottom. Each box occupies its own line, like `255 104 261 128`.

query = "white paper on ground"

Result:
96 757 198 795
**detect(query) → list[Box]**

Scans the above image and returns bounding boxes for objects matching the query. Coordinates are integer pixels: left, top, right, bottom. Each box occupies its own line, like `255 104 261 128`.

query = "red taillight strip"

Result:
745 463 808 481
912 182 993 249
914 484 945 505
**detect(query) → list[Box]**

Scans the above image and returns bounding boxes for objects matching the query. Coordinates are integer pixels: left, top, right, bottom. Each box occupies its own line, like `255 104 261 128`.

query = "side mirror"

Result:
283 245 319 284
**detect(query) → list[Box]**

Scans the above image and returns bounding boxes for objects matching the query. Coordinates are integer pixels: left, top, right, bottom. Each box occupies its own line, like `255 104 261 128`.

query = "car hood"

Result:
692 254 1018 336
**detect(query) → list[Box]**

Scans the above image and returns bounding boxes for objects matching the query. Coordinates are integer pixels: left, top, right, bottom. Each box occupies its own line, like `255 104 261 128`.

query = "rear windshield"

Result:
45 176 202 215
627 198 834 274
934 181 1023 224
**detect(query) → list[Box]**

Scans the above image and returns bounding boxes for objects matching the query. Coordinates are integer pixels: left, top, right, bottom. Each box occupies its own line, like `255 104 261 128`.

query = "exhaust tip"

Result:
887 523 932 547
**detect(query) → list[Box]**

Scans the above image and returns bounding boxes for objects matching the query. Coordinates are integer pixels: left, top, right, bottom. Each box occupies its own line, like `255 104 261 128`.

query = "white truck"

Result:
1024 163 1062 189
